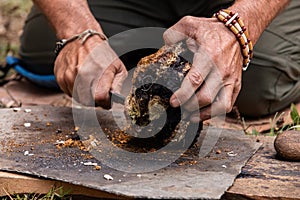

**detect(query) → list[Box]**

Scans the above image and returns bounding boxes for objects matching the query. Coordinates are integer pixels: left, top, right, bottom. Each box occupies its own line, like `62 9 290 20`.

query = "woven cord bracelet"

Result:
54 29 108 55
214 9 253 71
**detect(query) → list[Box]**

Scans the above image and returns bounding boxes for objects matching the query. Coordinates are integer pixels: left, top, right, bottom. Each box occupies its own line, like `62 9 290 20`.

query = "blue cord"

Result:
6 56 59 89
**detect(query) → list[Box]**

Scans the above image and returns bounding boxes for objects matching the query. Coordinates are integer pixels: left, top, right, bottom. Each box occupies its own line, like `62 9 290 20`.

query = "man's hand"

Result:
164 0 290 122
54 36 127 108
164 17 242 122
32 0 128 108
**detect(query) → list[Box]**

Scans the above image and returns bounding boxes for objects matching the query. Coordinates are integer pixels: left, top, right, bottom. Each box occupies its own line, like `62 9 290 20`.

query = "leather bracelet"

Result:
214 9 253 71
54 29 107 55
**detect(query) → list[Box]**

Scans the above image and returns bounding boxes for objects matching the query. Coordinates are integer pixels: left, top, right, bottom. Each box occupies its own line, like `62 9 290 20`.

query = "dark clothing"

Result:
19 0 300 117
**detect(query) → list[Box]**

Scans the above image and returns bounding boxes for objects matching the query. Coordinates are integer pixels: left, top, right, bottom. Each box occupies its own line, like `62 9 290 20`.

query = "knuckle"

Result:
225 104 233 113
187 70 203 88
236 82 242 92
65 69 75 84
197 92 212 107
175 90 191 105
222 99 233 113
201 93 213 105
223 71 232 81
122 69 129 78
182 15 194 24
55 73 64 86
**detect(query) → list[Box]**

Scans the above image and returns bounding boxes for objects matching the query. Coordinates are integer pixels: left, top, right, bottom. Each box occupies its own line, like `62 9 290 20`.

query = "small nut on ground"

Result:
274 130 300 161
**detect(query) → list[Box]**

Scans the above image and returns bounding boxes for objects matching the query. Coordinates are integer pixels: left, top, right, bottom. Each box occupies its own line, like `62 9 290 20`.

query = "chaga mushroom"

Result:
122 43 201 150
126 43 191 126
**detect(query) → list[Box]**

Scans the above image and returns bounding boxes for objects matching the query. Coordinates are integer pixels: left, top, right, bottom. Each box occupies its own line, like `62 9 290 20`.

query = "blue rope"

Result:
6 56 59 89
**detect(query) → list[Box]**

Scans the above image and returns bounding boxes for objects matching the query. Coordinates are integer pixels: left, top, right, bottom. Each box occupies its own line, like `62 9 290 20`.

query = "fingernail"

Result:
170 97 180 107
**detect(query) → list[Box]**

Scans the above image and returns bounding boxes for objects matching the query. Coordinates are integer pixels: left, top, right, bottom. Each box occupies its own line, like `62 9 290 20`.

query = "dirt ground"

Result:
0 0 32 64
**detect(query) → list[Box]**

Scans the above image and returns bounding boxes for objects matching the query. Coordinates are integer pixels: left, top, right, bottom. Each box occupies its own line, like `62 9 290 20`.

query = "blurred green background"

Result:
0 0 32 64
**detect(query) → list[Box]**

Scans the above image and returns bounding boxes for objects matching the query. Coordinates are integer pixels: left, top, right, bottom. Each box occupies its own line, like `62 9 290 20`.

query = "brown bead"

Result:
239 36 247 45
217 14 226 22
248 41 253 50
244 30 250 39
242 48 249 57
223 9 230 14
230 25 239 35
237 18 245 28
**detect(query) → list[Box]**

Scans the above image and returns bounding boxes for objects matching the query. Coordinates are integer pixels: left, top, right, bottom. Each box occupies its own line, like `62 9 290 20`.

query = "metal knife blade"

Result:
109 91 126 105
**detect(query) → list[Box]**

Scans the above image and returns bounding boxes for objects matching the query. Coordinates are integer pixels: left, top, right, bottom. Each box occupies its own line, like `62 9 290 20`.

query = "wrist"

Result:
55 29 108 55
227 0 290 44
214 10 253 70
56 19 102 40
33 0 103 39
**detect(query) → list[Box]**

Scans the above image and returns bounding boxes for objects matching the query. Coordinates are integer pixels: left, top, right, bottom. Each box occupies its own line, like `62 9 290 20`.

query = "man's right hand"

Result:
32 0 128 108
54 35 128 108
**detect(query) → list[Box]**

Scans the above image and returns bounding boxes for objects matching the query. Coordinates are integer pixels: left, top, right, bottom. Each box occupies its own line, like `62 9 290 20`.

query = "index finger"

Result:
163 16 198 45
170 51 213 107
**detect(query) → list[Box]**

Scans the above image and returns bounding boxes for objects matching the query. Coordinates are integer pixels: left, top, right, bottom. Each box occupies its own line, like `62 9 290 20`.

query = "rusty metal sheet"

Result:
0 106 261 199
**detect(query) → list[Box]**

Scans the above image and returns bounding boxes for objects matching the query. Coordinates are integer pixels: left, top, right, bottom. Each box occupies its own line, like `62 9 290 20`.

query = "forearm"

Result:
228 0 290 44
33 0 102 39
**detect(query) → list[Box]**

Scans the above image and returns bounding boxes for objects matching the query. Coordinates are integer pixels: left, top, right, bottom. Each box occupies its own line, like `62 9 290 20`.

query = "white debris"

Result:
13 108 21 112
83 161 98 166
137 174 142 178
104 174 114 180
222 165 227 168
24 150 34 156
24 109 32 113
55 140 65 145
227 151 238 157
90 140 98 147
24 123 31 128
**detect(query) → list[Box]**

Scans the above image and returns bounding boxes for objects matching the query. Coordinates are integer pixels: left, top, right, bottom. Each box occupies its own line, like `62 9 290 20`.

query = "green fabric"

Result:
235 0 300 117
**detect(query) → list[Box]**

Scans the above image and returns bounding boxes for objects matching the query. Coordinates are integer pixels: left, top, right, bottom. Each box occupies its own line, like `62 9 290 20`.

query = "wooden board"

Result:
0 171 123 199
224 136 300 200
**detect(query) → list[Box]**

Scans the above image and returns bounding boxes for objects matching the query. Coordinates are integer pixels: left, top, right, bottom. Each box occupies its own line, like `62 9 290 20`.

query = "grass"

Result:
2 186 72 200
0 0 32 64
242 103 300 136
0 0 32 17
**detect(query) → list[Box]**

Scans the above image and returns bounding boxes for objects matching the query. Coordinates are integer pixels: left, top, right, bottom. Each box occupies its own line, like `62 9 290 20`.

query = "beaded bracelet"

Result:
214 9 253 71
54 29 107 55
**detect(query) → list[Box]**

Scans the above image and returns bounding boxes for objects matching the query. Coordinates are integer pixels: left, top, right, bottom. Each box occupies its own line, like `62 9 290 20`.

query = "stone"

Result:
274 130 300 161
